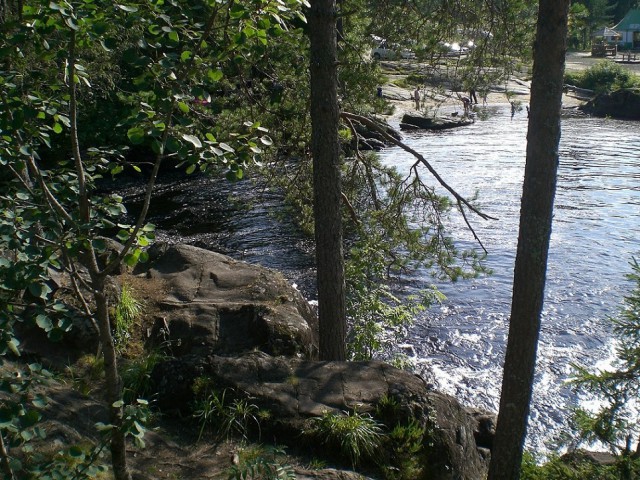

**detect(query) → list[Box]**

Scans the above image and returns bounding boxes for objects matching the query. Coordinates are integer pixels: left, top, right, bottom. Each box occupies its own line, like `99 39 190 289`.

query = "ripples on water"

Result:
121 173 318 295
379 106 640 452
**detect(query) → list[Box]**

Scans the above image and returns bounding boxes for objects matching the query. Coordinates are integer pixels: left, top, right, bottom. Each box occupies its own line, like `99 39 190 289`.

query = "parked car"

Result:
438 41 469 57
371 39 415 60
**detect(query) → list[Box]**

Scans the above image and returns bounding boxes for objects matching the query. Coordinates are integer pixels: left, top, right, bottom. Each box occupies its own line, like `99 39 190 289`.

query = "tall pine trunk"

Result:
488 1 570 478
308 0 346 360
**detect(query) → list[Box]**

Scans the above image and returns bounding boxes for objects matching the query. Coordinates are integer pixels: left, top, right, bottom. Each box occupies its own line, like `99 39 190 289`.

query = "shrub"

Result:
565 61 640 93
66 354 105 396
520 451 621 480
120 350 165 403
192 387 261 443
304 408 383 468
0 363 108 478
381 420 426 479
113 283 143 353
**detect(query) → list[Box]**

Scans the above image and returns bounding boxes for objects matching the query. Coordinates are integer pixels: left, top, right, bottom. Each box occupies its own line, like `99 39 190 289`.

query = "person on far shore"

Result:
469 88 478 104
413 87 421 110
461 95 471 115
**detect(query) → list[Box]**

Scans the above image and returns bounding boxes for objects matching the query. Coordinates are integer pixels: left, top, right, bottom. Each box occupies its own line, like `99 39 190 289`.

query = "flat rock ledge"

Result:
137 244 494 479
400 112 474 130
152 352 493 480
135 242 319 359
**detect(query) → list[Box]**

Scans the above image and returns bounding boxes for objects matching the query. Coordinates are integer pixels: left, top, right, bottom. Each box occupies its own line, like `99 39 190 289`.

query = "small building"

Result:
592 27 622 44
613 9 640 49
591 27 621 56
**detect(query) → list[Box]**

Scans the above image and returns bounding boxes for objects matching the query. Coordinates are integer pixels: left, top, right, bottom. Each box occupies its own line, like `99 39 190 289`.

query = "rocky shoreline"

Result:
18 243 495 479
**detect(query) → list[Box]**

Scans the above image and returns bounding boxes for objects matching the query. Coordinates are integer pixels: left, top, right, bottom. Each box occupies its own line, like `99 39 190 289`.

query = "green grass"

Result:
304 408 383 468
113 283 143 353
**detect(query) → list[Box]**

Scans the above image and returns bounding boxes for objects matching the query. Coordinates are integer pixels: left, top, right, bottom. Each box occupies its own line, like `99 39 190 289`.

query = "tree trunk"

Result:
308 0 346 360
488 1 570 479
92 273 132 480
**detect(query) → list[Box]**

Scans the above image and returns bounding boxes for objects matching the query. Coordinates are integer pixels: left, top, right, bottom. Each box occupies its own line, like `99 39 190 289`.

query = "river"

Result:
124 105 640 453
378 105 640 452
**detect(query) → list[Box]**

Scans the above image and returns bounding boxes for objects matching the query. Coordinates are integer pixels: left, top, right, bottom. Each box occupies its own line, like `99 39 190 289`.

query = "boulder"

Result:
400 113 473 130
134 243 318 359
151 352 491 480
580 88 640 119
560 449 617 467
17 242 319 364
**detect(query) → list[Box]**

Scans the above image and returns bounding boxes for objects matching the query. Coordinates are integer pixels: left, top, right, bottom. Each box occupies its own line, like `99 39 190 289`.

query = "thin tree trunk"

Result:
488 1 570 478
309 0 346 361
67 28 131 480
92 278 131 480
0 433 16 480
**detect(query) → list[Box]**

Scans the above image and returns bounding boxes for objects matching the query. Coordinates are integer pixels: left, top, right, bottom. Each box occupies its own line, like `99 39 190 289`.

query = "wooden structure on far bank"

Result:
591 27 620 56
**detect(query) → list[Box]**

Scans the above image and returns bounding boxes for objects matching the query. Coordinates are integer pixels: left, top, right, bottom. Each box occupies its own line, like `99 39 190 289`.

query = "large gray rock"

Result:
400 113 473 130
580 88 640 119
136 243 318 358
151 352 491 480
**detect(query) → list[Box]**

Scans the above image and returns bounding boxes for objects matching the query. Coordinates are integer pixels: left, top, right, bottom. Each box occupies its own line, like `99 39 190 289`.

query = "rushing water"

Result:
123 105 640 452
378 105 640 452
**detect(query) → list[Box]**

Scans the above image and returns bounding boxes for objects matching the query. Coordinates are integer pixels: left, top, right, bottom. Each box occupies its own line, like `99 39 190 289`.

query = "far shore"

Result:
376 49 638 122
379 80 586 123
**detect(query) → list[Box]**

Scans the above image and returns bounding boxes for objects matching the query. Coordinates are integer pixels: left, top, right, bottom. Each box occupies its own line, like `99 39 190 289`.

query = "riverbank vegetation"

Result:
565 60 640 92
2 0 640 478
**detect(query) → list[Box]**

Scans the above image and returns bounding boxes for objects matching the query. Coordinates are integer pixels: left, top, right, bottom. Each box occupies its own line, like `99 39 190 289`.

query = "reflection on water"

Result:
379 106 640 452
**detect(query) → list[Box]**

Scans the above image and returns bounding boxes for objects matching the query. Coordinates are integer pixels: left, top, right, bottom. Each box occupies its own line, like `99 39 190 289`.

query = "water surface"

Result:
379 106 640 451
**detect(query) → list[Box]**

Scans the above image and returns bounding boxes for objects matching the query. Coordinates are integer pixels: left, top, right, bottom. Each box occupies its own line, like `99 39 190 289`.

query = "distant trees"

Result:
611 0 639 23
568 0 633 48
488 1 570 478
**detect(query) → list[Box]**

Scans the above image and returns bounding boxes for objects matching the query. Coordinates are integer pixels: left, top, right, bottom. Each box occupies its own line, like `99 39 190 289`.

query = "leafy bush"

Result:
0 363 108 478
564 61 640 93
